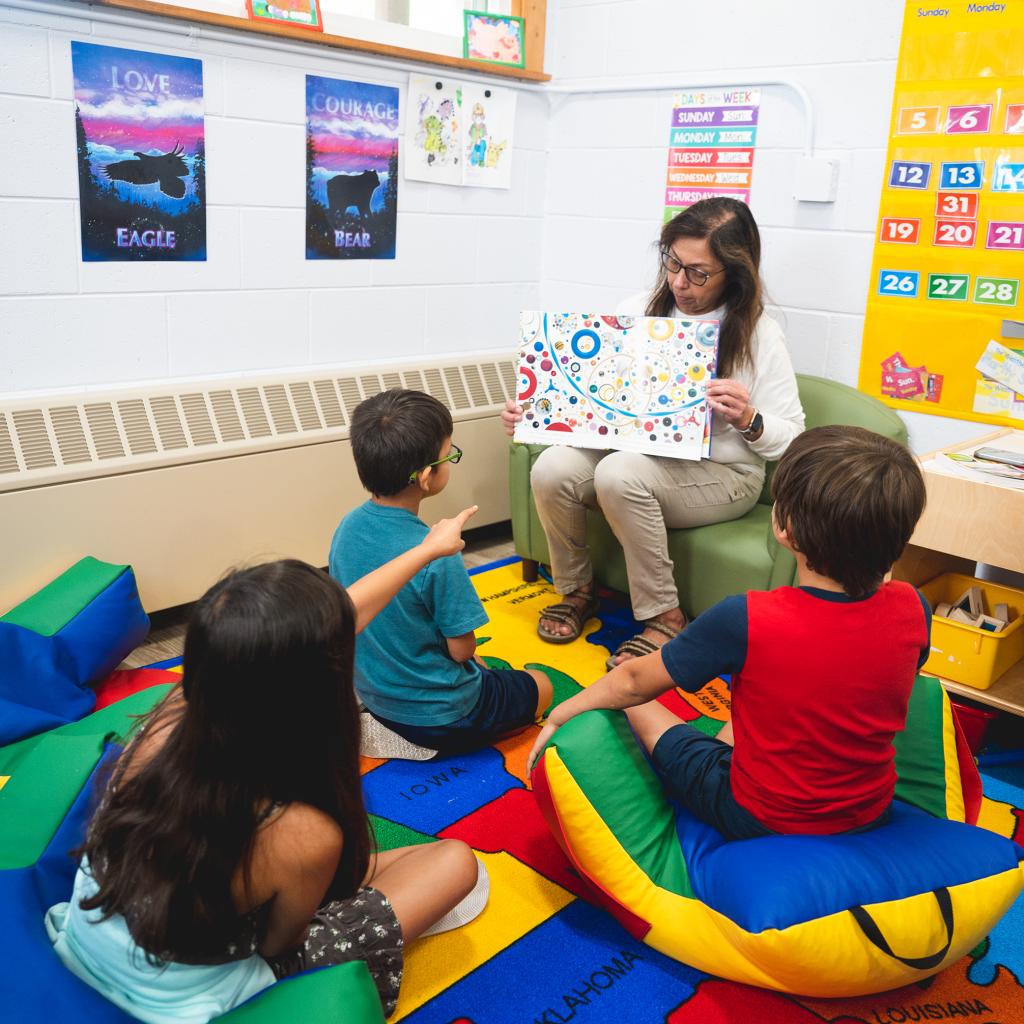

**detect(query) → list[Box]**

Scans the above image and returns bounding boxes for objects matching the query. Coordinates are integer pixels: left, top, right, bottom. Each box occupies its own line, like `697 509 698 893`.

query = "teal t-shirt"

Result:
329 501 488 726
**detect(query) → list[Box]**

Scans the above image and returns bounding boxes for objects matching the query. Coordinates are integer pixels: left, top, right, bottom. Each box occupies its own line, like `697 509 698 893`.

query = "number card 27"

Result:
927 273 969 301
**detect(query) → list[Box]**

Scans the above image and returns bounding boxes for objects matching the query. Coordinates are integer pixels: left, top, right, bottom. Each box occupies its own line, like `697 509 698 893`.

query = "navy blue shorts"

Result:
374 667 540 754
652 724 892 841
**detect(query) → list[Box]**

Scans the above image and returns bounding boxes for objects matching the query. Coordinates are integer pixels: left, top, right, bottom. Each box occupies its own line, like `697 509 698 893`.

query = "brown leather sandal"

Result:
537 591 600 644
606 618 685 670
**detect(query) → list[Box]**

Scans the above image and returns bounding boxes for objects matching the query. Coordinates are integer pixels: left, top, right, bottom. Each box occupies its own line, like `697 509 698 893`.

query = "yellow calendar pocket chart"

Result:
859 2 1024 428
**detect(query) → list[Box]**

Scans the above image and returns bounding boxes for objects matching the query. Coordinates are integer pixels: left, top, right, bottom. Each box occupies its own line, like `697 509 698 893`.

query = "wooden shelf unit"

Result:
893 428 1024 716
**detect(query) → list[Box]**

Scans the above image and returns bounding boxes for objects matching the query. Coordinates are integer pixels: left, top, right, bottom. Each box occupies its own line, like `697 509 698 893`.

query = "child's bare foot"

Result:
537 585 598 643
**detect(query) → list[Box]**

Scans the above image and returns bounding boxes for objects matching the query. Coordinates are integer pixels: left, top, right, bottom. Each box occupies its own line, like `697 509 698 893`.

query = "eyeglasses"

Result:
659 249 726 287
409 443 463 484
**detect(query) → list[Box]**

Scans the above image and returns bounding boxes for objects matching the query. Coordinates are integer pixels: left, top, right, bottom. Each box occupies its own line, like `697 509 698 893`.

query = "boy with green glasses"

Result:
331 389 552 756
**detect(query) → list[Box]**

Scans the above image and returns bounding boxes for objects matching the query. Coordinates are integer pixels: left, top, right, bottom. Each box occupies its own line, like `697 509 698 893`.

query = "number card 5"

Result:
933 219 977 247
879 217 920 244
889 160 931 189
897 106 941 134
878 269 920 297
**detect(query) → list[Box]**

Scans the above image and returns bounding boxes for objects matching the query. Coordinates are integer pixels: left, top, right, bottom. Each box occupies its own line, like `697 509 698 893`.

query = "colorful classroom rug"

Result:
122 558 1024 1024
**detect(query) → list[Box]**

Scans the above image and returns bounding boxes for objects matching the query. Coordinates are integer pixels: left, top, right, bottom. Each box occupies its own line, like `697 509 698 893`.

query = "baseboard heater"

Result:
0 355 516 613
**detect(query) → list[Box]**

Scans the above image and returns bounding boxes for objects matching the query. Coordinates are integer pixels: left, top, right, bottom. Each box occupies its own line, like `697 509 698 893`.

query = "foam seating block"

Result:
531 680 1024 997
0 557 150 746
0 692 385 1024
0 685 174 870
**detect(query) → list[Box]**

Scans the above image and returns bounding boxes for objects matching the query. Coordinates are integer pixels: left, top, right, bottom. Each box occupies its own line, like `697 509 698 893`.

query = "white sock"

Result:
360 713 437 761
419 859 490 937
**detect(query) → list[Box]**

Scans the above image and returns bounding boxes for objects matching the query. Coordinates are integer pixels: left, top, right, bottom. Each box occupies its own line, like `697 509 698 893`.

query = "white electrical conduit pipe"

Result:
3 0 816 155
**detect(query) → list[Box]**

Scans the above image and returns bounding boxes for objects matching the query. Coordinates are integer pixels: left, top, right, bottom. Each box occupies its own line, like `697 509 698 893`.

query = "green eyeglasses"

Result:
409 443 463 484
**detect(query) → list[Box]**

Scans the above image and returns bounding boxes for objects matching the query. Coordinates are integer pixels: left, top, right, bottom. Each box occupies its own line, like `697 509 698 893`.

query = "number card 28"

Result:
974 277 1019 307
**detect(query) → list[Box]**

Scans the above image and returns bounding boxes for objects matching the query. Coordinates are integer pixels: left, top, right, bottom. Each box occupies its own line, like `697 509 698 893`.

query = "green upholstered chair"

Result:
508 375 908 619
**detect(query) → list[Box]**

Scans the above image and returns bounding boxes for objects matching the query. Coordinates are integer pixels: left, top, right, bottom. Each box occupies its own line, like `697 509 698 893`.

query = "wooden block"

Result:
977 614 1006 633
935 602 953 617
948 607 980 625
995 602 1011 623
952 586 986 617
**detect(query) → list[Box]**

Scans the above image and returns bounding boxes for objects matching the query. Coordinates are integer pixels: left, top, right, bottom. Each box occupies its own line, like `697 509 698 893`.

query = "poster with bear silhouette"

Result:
71 42 207 262
306 75 399 260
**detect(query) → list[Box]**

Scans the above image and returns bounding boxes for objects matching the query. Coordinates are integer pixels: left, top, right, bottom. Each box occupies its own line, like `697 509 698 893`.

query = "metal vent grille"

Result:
481 363 506 404
500 361 516 399
0 355 513 490
84 404 124 460
151 396 187 450
13 409 55 470
463 364 489 407
424 368 448 405
264 384 297 435
402 369 425 391
49 406 91 465
118 399 158 455
0 414 18 474
180 394 217 447
338 378 362 420
209 391 245 442
314 380 345 428
360 375 382 398
237 388 271 439
443 367 470 410
289 382 323 432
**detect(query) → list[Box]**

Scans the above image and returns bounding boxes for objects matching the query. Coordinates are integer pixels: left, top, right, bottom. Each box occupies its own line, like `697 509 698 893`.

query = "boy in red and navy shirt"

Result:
528 425 930 839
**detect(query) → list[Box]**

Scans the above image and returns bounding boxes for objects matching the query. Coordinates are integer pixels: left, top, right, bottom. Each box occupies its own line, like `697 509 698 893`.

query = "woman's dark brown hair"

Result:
647 197 764 378
78 559 371 962
771 425 926 598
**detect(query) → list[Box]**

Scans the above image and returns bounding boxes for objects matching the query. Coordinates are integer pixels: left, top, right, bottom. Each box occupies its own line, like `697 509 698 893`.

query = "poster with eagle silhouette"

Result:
306 75 398 260
70 42 206 262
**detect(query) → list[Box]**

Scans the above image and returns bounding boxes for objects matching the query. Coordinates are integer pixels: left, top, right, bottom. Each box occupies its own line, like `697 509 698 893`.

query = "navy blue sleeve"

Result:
659 595 748 692
915 588 933 670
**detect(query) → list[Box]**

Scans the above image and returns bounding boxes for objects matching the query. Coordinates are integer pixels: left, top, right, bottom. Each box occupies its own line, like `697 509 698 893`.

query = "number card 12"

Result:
889 161 931 189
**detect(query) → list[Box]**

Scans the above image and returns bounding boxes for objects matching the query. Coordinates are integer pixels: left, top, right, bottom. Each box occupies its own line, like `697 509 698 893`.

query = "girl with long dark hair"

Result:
46 510 482 1022
503 198 805 666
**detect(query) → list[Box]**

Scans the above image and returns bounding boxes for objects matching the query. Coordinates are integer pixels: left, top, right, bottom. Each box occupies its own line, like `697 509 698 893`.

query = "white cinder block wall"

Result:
0 3 547 395
541 0 993 453
0 0 997 453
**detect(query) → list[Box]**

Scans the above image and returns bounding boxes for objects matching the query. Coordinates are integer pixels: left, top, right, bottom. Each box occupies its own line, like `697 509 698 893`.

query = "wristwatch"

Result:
740 408 763 440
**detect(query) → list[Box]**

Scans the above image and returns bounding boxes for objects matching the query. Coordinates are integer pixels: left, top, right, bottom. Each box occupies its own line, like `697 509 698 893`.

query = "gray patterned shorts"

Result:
268 886 404 1015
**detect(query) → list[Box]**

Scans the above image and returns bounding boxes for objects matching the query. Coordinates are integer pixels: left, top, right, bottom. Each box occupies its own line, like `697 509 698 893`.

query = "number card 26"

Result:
878 270 920 297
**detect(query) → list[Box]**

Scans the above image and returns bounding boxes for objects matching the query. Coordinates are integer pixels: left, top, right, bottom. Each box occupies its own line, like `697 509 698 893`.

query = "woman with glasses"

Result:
502 197 805 667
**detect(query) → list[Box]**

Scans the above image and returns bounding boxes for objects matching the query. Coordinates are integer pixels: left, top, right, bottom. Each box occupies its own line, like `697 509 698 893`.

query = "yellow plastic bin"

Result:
920 573 1024 690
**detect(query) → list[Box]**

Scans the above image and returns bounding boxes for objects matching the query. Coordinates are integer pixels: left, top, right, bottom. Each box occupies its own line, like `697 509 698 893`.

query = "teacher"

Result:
502 197 805 667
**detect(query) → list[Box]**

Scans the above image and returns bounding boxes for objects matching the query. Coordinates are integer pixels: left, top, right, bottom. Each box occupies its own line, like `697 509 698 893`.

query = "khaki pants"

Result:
530 446 765 621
